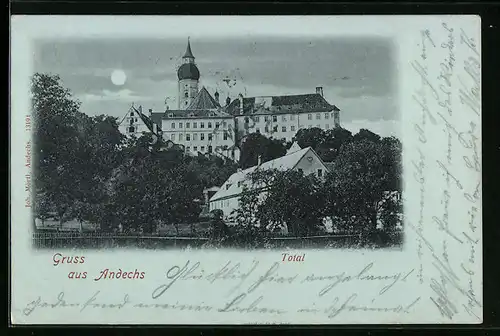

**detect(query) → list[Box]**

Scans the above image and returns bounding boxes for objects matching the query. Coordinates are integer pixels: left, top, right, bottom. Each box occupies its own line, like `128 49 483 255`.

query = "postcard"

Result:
10 15 482 324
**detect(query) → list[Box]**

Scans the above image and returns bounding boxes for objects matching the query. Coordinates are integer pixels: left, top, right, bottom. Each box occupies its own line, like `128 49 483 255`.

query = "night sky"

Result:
33 36 399 137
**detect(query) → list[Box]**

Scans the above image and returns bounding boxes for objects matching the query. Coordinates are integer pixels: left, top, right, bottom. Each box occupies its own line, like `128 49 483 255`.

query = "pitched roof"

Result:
209 147 326 202
225 93 339 116
188 87 221 110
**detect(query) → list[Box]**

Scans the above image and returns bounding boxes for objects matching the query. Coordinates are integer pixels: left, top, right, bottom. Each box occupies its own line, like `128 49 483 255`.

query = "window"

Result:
298 168 304 175
256 128 260 133
200 122 205 128
194 146 198 151
291 126 296 132
244 117 249 123
186 146 190 151
273 125 278 132
193 133 198 141
201 133 205 140
208 146 213 153
186 134 191 141
254 116 260 122
186 122 190 128
326 124 330 129
130 112 134 117
317 169 323 177
129 119 134 125
325 113 329 119
208 122 212 128
282 126 286 132
179 122 183 128
265 126 269 132
290 115 295 121
128 126 135 133
208 134 213 141
179 134 183 141
331 112 335 118
201 146 205 152
282 115 287 122
184 91 189 98
226 184 231 190
223 132 228 140
316 113 321 120
223 145 228 150
273 115 277 122
222 121 227 128
171 123 175 129
170 134 175 140
193 122 198 128
308 114 312 120
264 116 269 122
215 122 220 128
135 118 138 122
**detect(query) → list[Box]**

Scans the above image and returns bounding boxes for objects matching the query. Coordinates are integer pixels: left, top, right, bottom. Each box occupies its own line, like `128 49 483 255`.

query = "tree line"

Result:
32 73 402 246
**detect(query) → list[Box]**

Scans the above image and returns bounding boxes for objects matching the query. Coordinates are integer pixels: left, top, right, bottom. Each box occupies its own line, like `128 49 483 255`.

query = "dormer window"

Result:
168 113 173 117
226 183 232 190
130 112 134 116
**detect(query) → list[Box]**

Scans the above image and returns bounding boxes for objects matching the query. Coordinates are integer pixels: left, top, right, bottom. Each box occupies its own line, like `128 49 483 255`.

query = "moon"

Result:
111 69 127 86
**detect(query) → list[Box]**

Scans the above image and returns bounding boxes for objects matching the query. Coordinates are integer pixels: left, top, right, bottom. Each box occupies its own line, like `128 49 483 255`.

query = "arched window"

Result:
128 126 135 133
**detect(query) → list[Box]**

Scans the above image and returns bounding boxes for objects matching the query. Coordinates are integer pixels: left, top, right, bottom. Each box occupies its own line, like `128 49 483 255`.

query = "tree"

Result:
31 73 84 227
293 127 326 150
326 138 401 239
353 128 381 143
233 169 326 237
317 127 353 162
239 133 287 169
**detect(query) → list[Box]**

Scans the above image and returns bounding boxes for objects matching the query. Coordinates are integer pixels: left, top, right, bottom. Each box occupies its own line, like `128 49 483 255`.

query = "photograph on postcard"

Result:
29 35 402 251
10 15 481 325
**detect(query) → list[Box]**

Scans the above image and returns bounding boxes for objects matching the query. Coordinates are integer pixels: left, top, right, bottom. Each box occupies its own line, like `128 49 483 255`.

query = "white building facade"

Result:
226 88 341 144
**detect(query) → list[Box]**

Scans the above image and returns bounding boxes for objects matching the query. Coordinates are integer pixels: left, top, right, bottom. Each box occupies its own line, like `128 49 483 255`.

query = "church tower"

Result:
177 38 200 109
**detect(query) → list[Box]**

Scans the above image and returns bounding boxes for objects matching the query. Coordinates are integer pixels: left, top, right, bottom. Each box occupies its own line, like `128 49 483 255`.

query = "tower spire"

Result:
183 37 195 59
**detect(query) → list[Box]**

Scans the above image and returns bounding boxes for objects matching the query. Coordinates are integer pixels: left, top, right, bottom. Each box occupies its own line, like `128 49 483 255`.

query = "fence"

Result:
32 231 360 250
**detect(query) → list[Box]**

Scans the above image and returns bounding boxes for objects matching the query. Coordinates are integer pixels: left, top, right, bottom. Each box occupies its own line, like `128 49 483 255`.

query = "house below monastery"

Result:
208 144 328 220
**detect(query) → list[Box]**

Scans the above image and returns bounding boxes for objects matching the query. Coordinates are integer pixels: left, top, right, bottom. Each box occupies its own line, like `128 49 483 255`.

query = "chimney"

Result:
238 93 244 115
257 155 262 166
148 108 153 117
316 86 324 97
226 96 231 107
214 90 219 103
